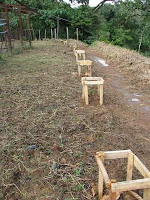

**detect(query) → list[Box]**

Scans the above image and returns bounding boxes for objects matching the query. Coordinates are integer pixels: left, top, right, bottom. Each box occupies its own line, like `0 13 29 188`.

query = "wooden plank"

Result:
75 50 85 54
126 152 134 181
111 178 150 193
98 168 103 199
95 155 111 188
143 188 150 200
78 60 92 66
96 150 131 160
82 77 102 81
84 81 104 85
134 155 150 178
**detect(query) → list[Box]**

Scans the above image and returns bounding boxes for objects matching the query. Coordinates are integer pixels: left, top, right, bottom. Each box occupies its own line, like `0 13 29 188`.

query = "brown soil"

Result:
0 40 150 200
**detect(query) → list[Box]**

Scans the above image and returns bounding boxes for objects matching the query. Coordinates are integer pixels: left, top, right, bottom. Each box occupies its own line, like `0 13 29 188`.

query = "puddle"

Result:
134 93 142 97
131 98 140 102
92 56 108 67
143 106 150 111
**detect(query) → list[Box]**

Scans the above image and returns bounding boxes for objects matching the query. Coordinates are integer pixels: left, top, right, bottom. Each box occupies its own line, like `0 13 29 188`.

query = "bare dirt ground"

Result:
0 40 150 200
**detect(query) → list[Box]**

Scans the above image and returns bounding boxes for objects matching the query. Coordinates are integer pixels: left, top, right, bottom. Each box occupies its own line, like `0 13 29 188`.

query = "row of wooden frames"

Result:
72 42 104 106
62 41 150 200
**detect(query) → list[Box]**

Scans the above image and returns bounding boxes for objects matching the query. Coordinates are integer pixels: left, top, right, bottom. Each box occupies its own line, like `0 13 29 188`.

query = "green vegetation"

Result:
2 0 150 56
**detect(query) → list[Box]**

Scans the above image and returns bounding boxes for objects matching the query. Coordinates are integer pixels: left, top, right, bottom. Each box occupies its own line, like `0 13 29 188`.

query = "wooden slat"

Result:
95 155 111 188
134 155 150 178
78 60 92 66
82 77 102 81
84 81 104 85
96 150 131 160
126 152 134 181
111 178 150 193
75 50 85 54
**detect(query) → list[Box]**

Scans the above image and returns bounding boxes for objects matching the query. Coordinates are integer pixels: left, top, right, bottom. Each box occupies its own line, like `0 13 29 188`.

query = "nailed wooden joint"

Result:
95 150 150 200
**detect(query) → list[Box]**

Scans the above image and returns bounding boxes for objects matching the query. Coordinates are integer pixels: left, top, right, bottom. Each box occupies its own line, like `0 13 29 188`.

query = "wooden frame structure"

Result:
0 2 36 52
75 49 86 61
95 150 150 200
77 60 92 76
81 77 104 105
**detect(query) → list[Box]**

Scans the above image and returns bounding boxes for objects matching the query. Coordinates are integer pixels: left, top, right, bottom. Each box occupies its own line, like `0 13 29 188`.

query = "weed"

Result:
74 184 84 192
74 151 83 158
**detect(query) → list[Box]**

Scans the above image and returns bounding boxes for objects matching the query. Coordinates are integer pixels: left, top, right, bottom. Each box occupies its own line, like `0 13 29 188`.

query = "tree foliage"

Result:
2 0 150 56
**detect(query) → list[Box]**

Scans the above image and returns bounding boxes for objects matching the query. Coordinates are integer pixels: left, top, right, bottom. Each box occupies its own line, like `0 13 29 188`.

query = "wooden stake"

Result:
57 17 59 40
51 28 53 39
45 29 47 41
54 28 57 40
100 85 103 105
76 28 79 43
26 14 31 47
39 30 41 40
66 27 69 45
18 8 23 50
98 168 103 199
5 4 12 53
84 85 88 105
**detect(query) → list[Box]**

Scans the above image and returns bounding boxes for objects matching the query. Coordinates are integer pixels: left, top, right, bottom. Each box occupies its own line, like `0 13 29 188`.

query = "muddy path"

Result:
86 48 150 130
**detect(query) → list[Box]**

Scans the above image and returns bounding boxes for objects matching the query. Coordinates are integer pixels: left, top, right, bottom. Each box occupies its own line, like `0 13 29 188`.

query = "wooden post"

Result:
57 17 59 40
45 29 47 41
66 27 69 45
76 28 79 43
100 85 103 105
18 9 23 50
33 29 35 41
39 30 41 40
54 28 57 40
126 152 134 181
51 28 53 39
5 4 12 53
26 14 31 47
85 85 88 105
82 83 85 99
98 168 103 199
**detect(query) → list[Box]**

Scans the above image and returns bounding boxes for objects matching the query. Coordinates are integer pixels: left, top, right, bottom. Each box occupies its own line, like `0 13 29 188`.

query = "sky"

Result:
64 0 102 7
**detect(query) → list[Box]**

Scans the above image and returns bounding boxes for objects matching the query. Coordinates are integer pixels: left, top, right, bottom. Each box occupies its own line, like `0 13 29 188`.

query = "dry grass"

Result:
1 40 149 200
91 41 150 92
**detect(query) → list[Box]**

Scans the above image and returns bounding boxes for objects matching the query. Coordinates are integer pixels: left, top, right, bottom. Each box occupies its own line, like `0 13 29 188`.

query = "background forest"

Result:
1 0 150 56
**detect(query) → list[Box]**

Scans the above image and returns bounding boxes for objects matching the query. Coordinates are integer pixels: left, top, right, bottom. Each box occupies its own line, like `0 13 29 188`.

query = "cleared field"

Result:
0 40 150 200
